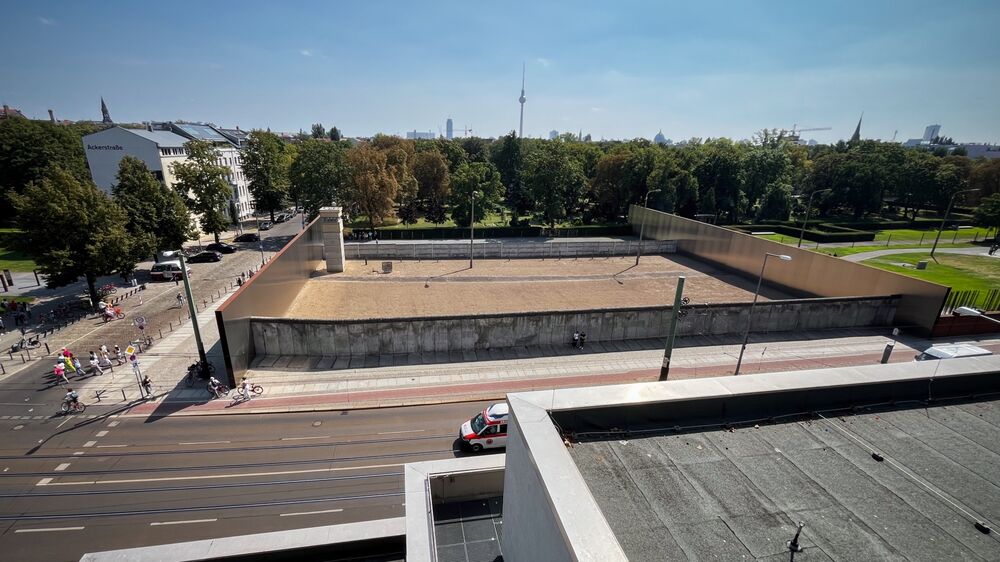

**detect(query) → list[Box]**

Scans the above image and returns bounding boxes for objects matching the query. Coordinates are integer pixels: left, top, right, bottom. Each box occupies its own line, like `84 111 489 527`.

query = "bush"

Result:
369 224 633 240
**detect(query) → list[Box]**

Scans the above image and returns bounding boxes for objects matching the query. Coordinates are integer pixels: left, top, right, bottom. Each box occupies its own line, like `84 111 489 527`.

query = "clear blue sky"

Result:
2 1 998 144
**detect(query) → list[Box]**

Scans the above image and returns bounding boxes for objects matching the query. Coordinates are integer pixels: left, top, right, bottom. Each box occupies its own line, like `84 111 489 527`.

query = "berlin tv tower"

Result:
518 62 526 138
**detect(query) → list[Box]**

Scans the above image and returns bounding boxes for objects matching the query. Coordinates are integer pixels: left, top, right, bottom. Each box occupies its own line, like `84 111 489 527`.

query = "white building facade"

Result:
82 124 256 222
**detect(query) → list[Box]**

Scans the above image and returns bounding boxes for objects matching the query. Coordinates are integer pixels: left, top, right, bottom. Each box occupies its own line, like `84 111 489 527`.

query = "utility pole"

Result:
659 276 685 380
178 253 208 367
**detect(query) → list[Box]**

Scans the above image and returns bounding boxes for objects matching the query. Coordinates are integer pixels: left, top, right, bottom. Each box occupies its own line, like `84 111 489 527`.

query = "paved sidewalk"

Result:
842 246 998 262
121 325 1000 417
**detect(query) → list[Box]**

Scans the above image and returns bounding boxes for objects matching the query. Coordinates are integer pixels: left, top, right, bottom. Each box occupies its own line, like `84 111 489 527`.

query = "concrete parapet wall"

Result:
343 239 675 260
628 205 948 333
250 296 898 357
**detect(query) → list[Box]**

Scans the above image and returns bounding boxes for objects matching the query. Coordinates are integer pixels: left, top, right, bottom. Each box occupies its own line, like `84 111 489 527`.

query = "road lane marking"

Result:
280 436 330 441
96 444 128 448
107 421 120 427
38 462 404 486
178 441 231 445
377 429 426 435
54 463 70 472
72 452 85 456
15 526 84 533
56 417 74 429
95 431 109 437
280 508 343 517
150 518 217 526
82 441 96 448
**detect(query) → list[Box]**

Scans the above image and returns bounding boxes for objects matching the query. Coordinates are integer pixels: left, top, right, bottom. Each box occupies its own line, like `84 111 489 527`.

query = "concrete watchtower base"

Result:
321 207 346 273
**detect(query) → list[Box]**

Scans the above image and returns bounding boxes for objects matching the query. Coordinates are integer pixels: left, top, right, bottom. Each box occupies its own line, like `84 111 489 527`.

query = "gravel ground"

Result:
287 255 791 319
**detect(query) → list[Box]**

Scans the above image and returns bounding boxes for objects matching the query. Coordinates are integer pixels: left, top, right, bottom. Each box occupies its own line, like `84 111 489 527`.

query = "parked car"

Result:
259 221 273 230
233 233 260 243
459 403 509 452
207 242 237 254
187 251 223 263
274 213 290 223
149 261 190 281
914 344 992 361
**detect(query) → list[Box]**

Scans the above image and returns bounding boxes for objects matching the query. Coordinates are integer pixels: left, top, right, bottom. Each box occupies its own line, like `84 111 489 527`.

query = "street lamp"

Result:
796 188 831 248
734 252 792 376
930 188 979 259
954 306 1000 325
635 188 661 266
469 190 481 269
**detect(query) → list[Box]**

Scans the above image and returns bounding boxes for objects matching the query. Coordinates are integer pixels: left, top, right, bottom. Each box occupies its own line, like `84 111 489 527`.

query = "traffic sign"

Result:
125 346 136 356
134 316 147 328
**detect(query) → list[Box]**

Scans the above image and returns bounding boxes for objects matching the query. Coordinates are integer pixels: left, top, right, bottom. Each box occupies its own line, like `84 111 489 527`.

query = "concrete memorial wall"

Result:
628 205 950 334
249 296 898 357
344 239 676 260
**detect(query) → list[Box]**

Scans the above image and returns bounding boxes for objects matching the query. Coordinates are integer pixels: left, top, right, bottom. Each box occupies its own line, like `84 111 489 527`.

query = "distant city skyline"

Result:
2 1 999 144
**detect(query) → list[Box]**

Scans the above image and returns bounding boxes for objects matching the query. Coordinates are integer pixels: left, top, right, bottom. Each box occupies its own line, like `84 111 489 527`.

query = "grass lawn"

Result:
0 246 37 272
812 243 976 257
871 227 993 243
860 253 1000 291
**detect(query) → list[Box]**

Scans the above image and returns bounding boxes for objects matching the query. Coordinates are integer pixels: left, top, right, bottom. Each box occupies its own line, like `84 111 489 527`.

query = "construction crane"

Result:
437 125 474 138
788 124 832 136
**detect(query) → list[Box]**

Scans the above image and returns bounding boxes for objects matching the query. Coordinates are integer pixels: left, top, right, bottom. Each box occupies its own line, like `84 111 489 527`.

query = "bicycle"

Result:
60 401 86 414
236 384 264 400
208 383 231 399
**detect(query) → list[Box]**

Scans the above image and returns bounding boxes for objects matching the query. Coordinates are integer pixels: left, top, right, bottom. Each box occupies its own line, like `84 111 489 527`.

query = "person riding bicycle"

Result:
208 376 224 398
64 388 79 406
239 376 253 401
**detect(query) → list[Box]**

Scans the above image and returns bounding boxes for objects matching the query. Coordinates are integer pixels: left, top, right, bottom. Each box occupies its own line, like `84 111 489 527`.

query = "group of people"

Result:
572 330 588 349
345 230 380 241
990 244 998 256
0 299 30 331
207 374 255 401
52 345 126 384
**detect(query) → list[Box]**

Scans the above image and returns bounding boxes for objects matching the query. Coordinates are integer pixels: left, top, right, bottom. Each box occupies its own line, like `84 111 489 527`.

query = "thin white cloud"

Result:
591 107 601 112
300 49 313 57
38 16 55 26
535 57 552 67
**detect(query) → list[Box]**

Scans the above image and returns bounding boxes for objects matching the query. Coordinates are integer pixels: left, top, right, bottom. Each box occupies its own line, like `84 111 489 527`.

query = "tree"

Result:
344 144 398 231
756 182 793 221
171 140 232 243
112 156 192 257
973 194 1000 236
970 159 1000 198
311 123 326 139
693 139 745 222
289 139 347 220
449 162 503 227
740 147 790 211
329 126 342 141
412 150 451 224
10 169 141 308
435 139 468 174
0 118 94 217
524 142 586 227
491 132 529 223
241 131 289 220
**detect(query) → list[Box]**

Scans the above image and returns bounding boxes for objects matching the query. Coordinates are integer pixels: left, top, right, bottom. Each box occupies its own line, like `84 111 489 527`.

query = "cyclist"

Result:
141 375 154 398
64 388 79 408
175 293 184 308
208 375 224 398
239 375 253 401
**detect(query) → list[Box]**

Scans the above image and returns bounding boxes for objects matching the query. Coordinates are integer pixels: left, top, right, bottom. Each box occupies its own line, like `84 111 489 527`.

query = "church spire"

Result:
101 97 113 124
850 112 863 143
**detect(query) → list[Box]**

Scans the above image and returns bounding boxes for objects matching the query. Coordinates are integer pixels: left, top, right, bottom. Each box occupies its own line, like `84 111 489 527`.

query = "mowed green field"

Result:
861 253 1000 291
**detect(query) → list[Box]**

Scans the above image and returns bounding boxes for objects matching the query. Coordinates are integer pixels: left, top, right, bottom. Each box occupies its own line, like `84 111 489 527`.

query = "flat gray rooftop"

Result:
569 398 1000 561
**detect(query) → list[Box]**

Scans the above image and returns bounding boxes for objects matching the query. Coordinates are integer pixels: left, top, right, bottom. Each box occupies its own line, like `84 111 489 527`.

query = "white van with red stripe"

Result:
459 403 509 452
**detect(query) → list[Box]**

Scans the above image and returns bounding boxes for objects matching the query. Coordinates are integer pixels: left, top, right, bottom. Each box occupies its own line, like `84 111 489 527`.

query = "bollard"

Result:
20 353 25 363
880 342 894 364
0 362 4 374
44 343 50 354
159 329 163 339
952 230 958 244
169 321 173 331
121 389 127 401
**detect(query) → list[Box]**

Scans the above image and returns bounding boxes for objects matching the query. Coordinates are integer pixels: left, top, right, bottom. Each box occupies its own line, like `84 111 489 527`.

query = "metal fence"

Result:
942 288 1000 314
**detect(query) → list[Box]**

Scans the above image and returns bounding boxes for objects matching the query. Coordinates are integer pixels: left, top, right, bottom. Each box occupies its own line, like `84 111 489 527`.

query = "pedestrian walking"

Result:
579 332 587 349
141 375 154 398
114 345 125 365
0 316 5 336
89 351 104 375
53 362 68 385
63 355 76 375
573 330 580 349
72 355 86 376
61 347 72 359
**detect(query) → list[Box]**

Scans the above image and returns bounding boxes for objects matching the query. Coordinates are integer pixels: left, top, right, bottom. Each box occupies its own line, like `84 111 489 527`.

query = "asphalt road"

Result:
0 216 305 415
0 401 493 561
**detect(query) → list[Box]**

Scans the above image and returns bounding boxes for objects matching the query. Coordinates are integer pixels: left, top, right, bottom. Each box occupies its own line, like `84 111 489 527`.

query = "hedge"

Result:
365 224 633 240
733 224 875 243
